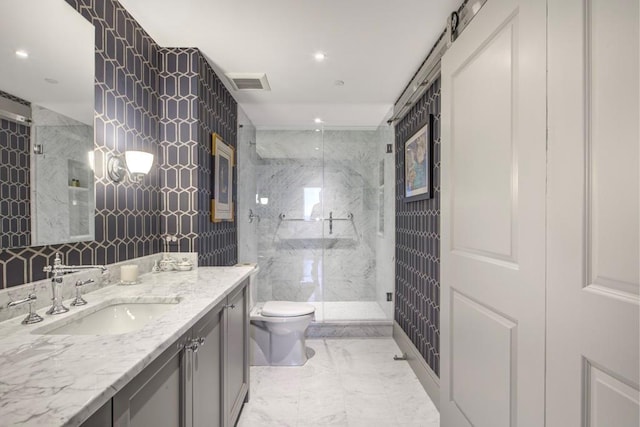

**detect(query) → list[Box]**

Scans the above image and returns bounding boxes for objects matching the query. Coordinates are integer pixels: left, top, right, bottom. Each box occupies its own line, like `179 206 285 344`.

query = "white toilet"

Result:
250 301 316 366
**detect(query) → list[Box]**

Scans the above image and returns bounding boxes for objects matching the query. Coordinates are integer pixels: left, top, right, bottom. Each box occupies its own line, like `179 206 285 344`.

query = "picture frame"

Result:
210 133 234 222
404 115 433 202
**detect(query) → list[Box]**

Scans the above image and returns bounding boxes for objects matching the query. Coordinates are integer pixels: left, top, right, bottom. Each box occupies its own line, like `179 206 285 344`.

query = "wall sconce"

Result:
107 150 154 183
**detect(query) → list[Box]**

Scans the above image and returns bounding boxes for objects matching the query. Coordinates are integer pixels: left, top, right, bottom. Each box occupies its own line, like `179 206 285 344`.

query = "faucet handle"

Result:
7 293 37 308
75 279 94 287
71 279 93 306
8 294 44 325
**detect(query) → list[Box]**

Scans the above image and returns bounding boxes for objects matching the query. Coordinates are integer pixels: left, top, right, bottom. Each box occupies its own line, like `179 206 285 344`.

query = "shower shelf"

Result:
278 212 355 236
278 213 353 221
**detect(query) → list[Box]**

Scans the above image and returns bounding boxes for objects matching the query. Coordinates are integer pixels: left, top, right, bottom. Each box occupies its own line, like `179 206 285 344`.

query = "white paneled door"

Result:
547 0 640 426
440 0 547 426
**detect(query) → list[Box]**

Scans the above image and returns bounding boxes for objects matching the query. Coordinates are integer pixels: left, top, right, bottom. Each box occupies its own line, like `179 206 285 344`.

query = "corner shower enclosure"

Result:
248 126 395 323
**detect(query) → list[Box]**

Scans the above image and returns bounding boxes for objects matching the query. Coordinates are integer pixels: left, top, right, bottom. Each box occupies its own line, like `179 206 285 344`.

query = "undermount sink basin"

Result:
34 297 181 336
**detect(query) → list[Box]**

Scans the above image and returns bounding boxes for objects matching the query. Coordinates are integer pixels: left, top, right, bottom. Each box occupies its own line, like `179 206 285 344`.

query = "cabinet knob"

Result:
224 304 236 310
185 337 205 353
185 341 199 353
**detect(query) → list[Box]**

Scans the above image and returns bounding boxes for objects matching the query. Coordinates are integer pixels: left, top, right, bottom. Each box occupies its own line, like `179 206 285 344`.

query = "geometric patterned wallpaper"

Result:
158 48 200 253
0 116 31 250
0 0 239 289
196 54 238 266
394 78 441 376
1 0 162 288
158 48 238 265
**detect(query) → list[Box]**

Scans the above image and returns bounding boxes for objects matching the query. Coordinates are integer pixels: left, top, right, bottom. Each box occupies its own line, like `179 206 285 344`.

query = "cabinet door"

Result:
224 282 249 427
80 400 111 427
191 303 223 427
113 340 186 427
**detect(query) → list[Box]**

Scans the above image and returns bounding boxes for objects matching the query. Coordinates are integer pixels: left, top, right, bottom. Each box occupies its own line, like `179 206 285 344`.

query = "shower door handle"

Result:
329 211 333 235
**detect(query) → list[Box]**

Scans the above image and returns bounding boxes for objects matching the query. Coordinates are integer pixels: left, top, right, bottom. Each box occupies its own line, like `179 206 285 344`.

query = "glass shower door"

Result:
254 125 394 323
321 126 392 321
254 129 325 311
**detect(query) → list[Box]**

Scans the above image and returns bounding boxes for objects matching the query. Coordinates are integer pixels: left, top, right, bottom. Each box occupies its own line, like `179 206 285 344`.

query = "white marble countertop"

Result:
0 265 256 426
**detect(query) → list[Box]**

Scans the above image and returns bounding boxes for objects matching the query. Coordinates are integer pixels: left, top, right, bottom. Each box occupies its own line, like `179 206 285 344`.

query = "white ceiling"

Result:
119 0 460 129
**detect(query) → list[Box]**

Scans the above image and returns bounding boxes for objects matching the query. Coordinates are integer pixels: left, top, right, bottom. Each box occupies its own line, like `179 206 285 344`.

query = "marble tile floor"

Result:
237 338 439 427
310 301 389 322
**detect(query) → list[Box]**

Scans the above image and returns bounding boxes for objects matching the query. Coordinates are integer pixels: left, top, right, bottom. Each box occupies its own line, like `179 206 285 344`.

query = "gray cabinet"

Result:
101 278 249 427
190 301 223 426
223 285 249 427
81 400 112 427
113 335 187 427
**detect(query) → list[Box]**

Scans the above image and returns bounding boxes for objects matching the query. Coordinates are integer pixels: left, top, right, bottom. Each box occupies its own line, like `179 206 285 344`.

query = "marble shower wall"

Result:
237 108 258 264
255 129 384 305
32 105 94 246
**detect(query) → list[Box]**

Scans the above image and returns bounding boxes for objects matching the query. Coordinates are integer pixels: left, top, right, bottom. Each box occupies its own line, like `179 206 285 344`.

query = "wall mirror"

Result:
0 0 95 249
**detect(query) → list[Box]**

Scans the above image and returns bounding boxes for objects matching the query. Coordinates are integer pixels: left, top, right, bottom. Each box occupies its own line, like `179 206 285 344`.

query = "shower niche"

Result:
67 159 92 239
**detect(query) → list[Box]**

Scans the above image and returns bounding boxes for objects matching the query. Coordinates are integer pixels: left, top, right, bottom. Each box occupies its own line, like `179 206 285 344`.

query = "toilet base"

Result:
250 322 310 366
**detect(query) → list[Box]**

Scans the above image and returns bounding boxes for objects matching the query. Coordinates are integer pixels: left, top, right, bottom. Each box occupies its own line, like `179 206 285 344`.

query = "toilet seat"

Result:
261 301 315 317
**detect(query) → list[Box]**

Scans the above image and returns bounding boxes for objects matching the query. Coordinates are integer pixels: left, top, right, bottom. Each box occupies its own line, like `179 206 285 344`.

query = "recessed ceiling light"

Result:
314 147 320 150
314 118 323 124
314 52 326 62
15 50 29 59
315 129 321 132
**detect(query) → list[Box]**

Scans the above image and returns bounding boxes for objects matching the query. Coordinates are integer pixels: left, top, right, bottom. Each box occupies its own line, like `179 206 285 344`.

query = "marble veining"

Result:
255 129 386 309
0 252 197 324
237 338 438 426
32 105 94 246
0 263 254 426
237 107 258 264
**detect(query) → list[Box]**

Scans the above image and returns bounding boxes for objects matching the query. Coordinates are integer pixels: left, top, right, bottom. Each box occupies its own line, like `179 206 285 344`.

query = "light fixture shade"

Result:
125 151 153 175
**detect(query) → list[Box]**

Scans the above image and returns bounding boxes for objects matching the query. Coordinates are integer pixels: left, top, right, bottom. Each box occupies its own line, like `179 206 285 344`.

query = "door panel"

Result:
451 292 516 427
451 16 518 262
587 0 640 295
441 0 547 425
587 363 640 427
547 0 639 425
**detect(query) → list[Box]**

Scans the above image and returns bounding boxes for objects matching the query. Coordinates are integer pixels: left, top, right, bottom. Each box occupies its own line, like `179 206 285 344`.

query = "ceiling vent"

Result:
226 73 271 91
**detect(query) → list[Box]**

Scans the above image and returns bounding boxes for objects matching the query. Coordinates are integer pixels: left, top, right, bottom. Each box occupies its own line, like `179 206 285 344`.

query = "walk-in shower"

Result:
248 126 395 325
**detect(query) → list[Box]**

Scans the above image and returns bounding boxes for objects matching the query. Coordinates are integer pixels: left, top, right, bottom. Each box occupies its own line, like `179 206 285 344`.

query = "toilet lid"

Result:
261 301 315 317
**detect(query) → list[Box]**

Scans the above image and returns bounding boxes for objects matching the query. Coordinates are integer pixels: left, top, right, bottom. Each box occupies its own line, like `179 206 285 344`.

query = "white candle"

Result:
121 265 139 283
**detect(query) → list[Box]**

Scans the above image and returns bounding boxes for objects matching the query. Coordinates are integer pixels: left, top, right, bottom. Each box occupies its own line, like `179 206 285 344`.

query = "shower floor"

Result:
309 301 389 322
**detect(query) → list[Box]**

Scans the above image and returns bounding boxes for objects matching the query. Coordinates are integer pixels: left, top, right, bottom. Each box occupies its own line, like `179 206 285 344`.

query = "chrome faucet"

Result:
42 253 108 315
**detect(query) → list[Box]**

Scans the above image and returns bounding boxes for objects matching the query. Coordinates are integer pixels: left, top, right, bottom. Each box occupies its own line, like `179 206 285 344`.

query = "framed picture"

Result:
404 116 433 202
211 133 234 222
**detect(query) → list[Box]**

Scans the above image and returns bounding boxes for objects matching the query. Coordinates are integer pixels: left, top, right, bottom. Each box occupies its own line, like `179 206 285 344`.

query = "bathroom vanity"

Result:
0 265 253 426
